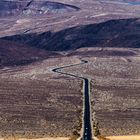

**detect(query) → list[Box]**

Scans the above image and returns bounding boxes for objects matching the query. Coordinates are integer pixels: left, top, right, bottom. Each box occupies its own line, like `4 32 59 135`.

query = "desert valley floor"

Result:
0 48 140 140
0 0 140 140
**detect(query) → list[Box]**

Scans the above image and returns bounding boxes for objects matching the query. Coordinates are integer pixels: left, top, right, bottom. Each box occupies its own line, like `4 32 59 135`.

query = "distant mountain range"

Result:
124 0 140 2
0 0 140 67
0 0 80 17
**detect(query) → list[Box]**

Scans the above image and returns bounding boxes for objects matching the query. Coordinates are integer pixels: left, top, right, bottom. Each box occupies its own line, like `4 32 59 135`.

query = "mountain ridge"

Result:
1 18 140 51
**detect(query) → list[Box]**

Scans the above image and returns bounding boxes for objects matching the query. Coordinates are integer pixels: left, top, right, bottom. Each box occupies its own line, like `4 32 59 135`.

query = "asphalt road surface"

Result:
52 60 93 140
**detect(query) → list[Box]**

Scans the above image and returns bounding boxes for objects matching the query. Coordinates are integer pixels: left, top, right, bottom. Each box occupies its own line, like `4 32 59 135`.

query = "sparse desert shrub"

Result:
93 121 101 136
69 130 80 140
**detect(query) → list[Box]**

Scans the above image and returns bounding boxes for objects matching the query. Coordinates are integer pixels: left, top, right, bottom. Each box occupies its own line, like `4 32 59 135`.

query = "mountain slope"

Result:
0 39 54 67
0 0 80 17
23 1 80 15
2 18 140 51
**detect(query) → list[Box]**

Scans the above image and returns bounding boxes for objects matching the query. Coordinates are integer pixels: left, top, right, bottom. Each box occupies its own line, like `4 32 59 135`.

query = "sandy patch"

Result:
0 138 69 140
106 135 140 140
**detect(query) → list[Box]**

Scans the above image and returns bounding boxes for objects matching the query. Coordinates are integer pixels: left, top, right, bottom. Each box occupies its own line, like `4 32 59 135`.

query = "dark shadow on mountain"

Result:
1 18 140 52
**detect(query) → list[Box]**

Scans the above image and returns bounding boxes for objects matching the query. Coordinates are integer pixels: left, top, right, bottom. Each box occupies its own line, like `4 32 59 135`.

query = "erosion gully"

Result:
52 60 93 140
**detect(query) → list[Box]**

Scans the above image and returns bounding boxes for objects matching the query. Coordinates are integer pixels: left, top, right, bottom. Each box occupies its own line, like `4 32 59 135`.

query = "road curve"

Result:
52 60 93 140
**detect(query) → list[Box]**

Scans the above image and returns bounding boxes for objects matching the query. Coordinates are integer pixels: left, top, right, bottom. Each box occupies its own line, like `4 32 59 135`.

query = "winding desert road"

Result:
52 60 93 140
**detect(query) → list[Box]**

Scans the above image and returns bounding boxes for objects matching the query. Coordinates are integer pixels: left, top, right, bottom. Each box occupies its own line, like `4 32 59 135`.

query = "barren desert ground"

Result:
62 47 140 136
0 57 83 139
